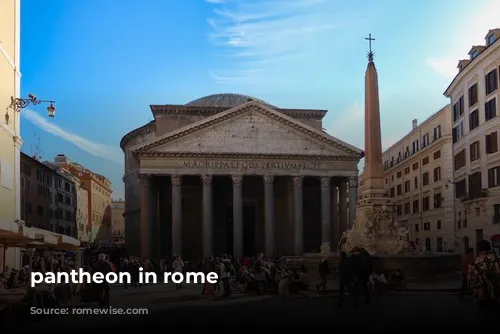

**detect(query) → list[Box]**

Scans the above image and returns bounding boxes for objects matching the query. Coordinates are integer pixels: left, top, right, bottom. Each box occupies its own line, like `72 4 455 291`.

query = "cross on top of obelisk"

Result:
365 33 375 62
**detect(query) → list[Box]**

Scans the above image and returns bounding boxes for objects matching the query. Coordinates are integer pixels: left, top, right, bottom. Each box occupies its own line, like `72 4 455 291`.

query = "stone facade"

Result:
121 96 363 259
382 106 456 252
444 29 500 252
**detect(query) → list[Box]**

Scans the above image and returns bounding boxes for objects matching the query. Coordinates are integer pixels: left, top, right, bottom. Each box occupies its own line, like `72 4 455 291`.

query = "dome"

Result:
186 93 274 108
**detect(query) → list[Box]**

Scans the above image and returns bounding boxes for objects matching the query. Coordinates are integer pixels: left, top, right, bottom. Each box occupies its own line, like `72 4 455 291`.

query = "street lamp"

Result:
7 93 56 117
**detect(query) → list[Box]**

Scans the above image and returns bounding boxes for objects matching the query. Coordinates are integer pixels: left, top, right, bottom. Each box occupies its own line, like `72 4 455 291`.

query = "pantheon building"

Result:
120 94 363 259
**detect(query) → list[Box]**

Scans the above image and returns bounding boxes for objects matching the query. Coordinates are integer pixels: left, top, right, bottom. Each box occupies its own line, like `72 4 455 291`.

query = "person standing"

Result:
337 251 352 307
460 247 474 298
316 256 330 294
220 254 234 296
172 255 184 290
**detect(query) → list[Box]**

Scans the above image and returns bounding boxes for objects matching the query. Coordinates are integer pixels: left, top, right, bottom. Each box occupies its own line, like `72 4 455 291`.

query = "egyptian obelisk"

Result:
341 34 407 254
361 33 385 197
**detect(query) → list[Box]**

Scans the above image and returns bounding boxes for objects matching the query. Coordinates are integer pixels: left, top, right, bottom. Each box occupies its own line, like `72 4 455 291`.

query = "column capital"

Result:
171 174 182 186
320 176 330 188
139 174 151 185
292 176 303 188
263 175 274 185
201 174 212 186
232 175 243 187
348 176 358 187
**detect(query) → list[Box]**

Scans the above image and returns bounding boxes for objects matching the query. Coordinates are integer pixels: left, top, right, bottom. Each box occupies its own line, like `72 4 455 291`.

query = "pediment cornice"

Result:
133 102 363 158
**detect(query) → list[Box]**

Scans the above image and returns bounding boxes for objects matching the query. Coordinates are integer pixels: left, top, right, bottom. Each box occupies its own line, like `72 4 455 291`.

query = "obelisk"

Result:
341 34 408 254
361 33 385 197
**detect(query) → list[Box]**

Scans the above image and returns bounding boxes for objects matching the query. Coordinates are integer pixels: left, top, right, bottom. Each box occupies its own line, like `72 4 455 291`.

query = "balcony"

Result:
460 189 489 203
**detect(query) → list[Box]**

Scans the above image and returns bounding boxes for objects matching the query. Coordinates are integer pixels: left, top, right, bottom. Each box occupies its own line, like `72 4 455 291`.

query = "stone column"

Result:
293 176 303 255
331 180 339 250
287 179 294 255
201 174 213 258
320 177 331 245
263 175 275 256
171 175 183 256
140 174 154 258
338 179 348 238
232 175 243 258
348 176 358 229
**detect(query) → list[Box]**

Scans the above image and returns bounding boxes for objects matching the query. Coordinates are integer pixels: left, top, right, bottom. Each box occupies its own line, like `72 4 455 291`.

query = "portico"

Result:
122 97 363 259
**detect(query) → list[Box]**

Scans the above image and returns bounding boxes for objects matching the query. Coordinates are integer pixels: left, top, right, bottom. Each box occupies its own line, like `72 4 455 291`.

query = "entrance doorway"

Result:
225 206 256 256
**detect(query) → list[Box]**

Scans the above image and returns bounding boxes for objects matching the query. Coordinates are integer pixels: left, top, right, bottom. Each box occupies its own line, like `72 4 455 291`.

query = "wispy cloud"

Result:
426 0 500 78
205 0 226 3
206 0 348 84
22 109 123 165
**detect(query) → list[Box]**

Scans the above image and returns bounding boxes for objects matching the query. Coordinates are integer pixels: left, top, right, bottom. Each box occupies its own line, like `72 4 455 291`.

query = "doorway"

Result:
225 206 256 256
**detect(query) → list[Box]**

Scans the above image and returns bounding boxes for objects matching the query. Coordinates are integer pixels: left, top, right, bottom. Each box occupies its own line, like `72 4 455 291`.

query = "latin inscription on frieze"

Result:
182 160 321 170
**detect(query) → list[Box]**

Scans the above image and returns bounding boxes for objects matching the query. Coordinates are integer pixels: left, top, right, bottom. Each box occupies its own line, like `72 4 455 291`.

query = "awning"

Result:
0 223 38 246
28 228 80 250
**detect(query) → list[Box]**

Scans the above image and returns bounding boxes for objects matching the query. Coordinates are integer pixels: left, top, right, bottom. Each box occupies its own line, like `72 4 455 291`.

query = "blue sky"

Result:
20 0 499 199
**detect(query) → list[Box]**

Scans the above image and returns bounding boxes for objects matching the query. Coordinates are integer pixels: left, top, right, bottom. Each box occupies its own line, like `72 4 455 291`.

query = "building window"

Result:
423 172 429 186
412 140 420 153
471 50 479 59
36 205 43 215
415 224 419 232
464 210 468 228
414 177 418 189
470 141 480 161
437 220 442 230
422 133 430 147
433 150 441 160
397 204 402 215
452 121 465 143
486 132 499 154
454 149 466 170
26 202 32 214
413 200 419 213
404 167 410 174
488 34 496 45
494 205 500 224
485 98 497 121
485 69 498 95
488 166 500 188
412 162 419 170
397 184 402 196
468 171 482 199
469 109 479 131
433 167 441 182
390 187 395 197
469 83 478 106
423 197 430 211
424 222 431 230
404 180 410 192
453 96 464 122
422 157 429 165
434 193 442 208
455 179 466 198
433 125 441 140
397 171 402 178
404 202 411 214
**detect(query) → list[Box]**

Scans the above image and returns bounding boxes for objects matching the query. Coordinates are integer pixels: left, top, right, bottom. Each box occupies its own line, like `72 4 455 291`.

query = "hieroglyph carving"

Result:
171 175 182 186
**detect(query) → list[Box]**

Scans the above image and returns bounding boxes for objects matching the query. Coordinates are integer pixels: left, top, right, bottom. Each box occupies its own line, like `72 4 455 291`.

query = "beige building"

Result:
120 94 363 259
111 200 125 243
54 154 112 243
0 0 22 269
382 106 455 252
75 177 89 242
444 28 500 252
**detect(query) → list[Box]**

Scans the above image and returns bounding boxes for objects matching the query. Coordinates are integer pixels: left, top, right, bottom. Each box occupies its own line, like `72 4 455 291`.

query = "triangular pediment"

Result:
132 102 363 159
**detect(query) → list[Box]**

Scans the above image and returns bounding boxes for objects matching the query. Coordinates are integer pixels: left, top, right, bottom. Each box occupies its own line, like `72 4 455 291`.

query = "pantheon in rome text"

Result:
120 94 363 259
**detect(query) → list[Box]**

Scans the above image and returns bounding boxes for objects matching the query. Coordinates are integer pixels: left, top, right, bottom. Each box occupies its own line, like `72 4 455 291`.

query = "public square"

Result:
12 281 493 332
